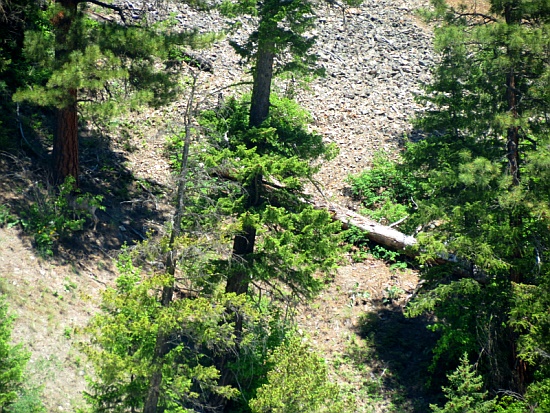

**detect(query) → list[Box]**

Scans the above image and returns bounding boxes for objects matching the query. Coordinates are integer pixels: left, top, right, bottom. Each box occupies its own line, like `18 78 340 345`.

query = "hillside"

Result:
0 0 439 411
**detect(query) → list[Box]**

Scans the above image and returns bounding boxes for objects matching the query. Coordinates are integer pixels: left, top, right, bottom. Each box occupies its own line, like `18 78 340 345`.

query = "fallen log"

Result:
312 199 489 283
215 170 482 277
313 199 417 254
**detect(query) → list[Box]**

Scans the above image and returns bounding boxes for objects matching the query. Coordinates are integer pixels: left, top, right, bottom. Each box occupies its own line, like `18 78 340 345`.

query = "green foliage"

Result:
0 295 31 411
430 354 497 413
343 227 410 269
347 152 418 227
0 205 19 228
12 0 217 130
222 0 322 78
20 176 103 256
199 94 342 298
370 245 401 263
0 0 45 150
201 94 337 163
83 247 248 412
7 382 47 413
343 228 370 262
406 277 511 375
249 333 352 413
508 275 550 366
391 0 550 395
496 378 550 412
383 285 405 304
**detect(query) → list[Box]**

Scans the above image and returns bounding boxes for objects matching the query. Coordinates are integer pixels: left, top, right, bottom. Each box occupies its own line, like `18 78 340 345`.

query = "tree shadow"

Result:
0 115 173 270
350 299 444 412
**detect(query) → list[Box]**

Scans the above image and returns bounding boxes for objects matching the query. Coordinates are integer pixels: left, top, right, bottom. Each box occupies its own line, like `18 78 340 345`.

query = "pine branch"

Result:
456 12 499 24
82 0 128 23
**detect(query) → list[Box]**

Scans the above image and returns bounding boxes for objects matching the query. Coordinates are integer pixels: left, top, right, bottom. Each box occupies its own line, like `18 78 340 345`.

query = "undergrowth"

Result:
19 176 103 256
346 152 419 230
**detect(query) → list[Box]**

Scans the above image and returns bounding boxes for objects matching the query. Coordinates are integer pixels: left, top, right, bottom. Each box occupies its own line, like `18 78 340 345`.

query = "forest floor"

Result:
0 0 490 411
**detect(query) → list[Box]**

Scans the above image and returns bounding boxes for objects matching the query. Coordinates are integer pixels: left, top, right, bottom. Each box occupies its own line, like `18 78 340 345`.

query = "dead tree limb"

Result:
313 199 417 253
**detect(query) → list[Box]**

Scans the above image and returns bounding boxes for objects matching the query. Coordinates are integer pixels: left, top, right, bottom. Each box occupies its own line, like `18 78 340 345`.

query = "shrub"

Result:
0 295 32 411
346 153 417 226
249 333 352 413
20 176 103 255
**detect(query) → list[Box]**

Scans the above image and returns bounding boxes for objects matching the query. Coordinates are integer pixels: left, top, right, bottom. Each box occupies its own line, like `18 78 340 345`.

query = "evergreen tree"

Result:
13 0 208 186
216 0 340 304
249 333 350 413
198 92 341 411
220 0 322 127
0 0 41 150
188 4 343 408
431 354 496 413
83 247 245 413
403 0 550 395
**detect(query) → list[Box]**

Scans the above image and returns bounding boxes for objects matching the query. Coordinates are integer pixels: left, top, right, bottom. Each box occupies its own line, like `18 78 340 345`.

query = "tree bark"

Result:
53 89 79 186
218 48 271 402
223 38 273 302
249 43 274 128
53 0 79 186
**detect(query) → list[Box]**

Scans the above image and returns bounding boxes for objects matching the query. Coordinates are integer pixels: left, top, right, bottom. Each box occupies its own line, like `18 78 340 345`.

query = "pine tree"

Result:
218 0 332 301
431 354 496 413
83 247 245 413
249 333 350 413
220 0 322 127
195 1 343 402
404 0 550 394
13 0 206 186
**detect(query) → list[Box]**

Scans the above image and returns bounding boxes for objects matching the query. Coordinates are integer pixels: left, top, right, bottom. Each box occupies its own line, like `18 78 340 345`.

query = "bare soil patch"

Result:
294 253 438 412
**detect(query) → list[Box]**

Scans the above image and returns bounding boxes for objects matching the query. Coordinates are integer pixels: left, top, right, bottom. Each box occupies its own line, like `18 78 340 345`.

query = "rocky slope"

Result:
302 0 433 201
126 0 434 206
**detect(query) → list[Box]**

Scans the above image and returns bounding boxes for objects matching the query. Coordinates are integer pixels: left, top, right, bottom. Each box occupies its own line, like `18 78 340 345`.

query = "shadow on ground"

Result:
0 116 172 268
351 299 444 412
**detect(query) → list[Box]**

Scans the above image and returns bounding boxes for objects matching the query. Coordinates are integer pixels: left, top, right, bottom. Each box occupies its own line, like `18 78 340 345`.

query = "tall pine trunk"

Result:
224 41 274 305
53 89 79 186
53 0 79 186
217 42 274 413
249 43 274 128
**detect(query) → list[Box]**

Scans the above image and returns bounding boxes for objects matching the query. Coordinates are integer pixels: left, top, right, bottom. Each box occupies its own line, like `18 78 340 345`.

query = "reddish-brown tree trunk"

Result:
53 88 79 186
53 0 79 186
